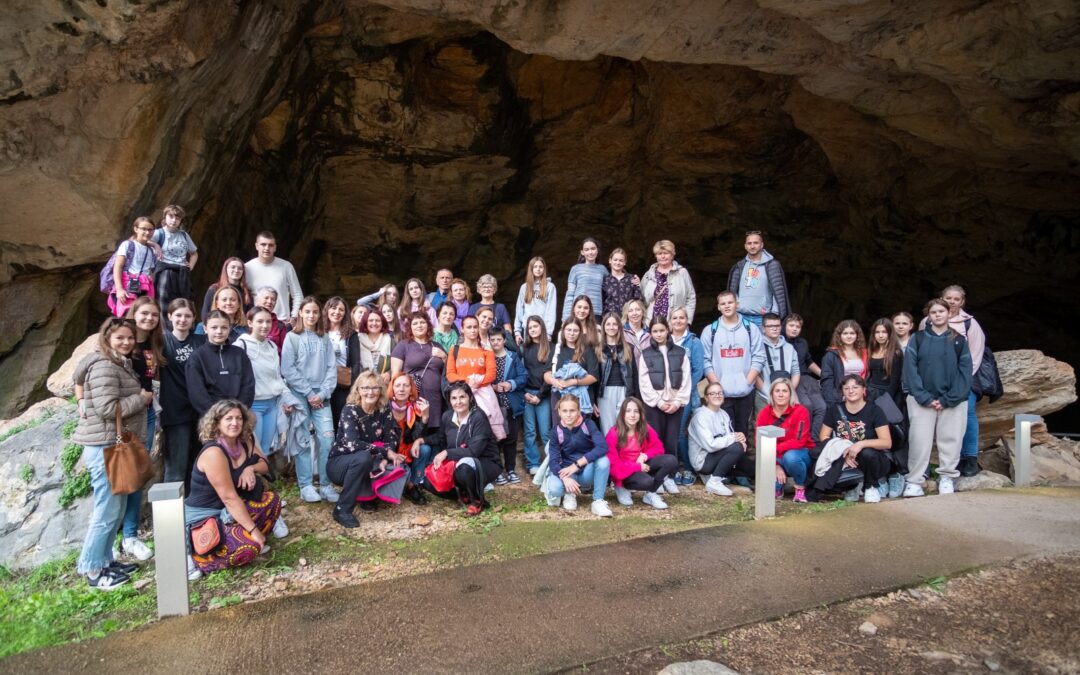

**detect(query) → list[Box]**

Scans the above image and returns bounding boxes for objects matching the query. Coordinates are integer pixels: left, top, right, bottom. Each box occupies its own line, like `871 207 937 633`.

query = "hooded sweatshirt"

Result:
281 329 337 401
701 316 765 398
918 309 985 373
185 340 255 415
757 335 801 399
904 327 972 408
236 333 290 401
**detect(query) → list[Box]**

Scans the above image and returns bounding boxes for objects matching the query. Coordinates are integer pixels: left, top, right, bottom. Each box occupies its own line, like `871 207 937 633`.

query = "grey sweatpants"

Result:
905 396 968 484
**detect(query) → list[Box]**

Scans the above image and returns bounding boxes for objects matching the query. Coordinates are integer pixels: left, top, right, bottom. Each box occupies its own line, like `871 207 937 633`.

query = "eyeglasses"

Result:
358 386 381 392
706 391 724 397
763 324 782 330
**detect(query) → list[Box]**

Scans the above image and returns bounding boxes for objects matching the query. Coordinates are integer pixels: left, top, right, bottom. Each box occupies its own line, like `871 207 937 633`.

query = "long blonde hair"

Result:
524 256 549 304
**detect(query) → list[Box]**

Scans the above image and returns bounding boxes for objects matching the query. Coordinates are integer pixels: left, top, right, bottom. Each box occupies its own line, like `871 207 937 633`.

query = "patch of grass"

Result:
62 418 78 439
60 443 83 476
923 575 948 593
207 594 243 609
58 470 91 508
796 499 855 514
20 464 34 483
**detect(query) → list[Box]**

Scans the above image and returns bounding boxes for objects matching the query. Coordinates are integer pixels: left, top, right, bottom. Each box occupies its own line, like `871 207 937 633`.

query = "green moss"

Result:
60 443 83 476
58 470 91 508
20 464 34 483
62 418 78 439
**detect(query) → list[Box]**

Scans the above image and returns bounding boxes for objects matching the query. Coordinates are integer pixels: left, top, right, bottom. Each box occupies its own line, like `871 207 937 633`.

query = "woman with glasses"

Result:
689 382 753 497
815 374 893 503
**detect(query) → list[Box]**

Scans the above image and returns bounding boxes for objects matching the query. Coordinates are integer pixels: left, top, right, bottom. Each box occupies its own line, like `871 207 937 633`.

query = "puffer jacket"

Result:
642 262 697 323
72 351 147 446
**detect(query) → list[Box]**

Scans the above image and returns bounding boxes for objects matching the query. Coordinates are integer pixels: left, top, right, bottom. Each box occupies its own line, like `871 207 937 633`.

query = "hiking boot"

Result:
959 456 980 477
122 537 153 561
333 505 360 528
614 486 633 506
642 492 668 510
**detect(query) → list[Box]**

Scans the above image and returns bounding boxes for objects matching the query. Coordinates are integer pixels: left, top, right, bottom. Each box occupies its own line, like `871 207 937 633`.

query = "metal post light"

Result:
755 425 785 520
148 481 189 618
1013 414 1040 488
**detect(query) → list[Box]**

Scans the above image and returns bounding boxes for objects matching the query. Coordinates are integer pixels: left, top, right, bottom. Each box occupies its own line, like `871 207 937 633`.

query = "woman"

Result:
562 237 607 321
545 320 600 423
671 306 705 486
253 286 288 353
641 239 696 323
349 307 394 387
621 298 650 357
201 257 253 322
568 295 603 359
185 400 282 575
355 283 399 311
892 311 915 352
597 312 637 434
757 378 814 503
606 397 677 509
160 299 206 489
326 372 404 527
391 311 447 431
520 316 553 475
186 310 255 417
514 256 557 344
432 302 460 355
469 274 513 335
937 285 987 477
388 372 433 505
422 382 502 516
820 320 867 405
545 394 613 516
636 316 691 495
398 277 437 327
601 247 642 318
903 298 972 497
281 296 338 504
490 330 526 484
381 301 401 340
446 316 505 439
196 285 247 343
475 306 503 350
72 317 150 589
867 318 904 407
448 278 472 330
323 296 354 426
689 383 753 496
815 375 893 503
109 217 157 317
237 307 294 460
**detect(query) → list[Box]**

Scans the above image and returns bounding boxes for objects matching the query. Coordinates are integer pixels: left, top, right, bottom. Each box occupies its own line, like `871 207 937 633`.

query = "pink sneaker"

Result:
793 488 807 503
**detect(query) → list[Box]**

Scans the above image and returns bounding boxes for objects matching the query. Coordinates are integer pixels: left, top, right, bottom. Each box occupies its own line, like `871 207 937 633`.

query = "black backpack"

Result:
964 318 1004 403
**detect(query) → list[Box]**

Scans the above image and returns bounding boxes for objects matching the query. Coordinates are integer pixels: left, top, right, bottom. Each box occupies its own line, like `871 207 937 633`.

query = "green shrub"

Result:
58 470 91 508
60 443 83 476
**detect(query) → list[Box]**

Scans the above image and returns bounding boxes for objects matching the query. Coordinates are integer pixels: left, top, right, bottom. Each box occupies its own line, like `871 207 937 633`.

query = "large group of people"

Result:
73 213 987 591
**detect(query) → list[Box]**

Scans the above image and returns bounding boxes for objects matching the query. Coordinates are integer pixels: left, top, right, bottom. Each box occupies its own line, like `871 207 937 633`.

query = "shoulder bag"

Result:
103 407 154 495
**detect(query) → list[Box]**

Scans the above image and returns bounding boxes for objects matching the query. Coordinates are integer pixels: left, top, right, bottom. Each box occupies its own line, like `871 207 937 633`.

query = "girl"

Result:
820 319 867 405
784 313 825 439
561 237 607 322
671 306 705 486
201 257 252 322
398 277 437 327
391 311 447 431
72 317 150 589
196 285 247 343
160 299 206 489
520 316 553 475
432 302 460 355
569 295 603 360
757 378 814 502
109 217 157 317
449 278 472 330
185 310 255 417
323 296 354 426
388 372 433 506
350 307 394 386
935 285 987 477
892 311 915 352
545 394 613 516
490 330 526 484
867 318 904 407
903 298 972 497
237 307 293 463
356 283 399 311
689 383 753 496
151 204 197 318
514 257 558 344
606 397 676 509
470 274 513 334
597 312 637 434
381 301 401 340
446 316 505 440
545 320 600 423
641 239 697 323
422 382 502 516
326 372 403 527
281 297 338 504
816 375 893 503
253 287 288 353
601 247 642 318
621 298 651 357
636 316 691 495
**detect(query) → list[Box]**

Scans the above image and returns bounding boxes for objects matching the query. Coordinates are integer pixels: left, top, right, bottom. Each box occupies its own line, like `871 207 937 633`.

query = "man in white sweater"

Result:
244 231 303 321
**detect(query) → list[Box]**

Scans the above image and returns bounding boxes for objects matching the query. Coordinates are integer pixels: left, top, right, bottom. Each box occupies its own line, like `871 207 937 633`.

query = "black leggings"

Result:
855 448 892 486
699 442 754 479
425 458 503 504
644 405 683 456
621 454 678 492
327 451 374 506
721 394 755 436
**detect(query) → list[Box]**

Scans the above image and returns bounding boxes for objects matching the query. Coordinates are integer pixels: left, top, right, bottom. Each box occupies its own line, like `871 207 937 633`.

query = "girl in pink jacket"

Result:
605 397 678 510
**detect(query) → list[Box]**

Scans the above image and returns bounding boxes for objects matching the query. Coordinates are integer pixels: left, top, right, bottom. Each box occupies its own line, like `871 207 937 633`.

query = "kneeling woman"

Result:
545 394 613 517
814 374 892 503
756 378 815 503
422 382 503 516
605 397 676 510
185 400 282 576
688 383 753 497
388 372 433 505
326 371 403 528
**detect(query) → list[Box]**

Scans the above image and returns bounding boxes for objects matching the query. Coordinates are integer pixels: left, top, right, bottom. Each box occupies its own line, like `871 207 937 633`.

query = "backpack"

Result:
964 318 1004 403
554 418 595 445
99 240 135 294
708 317 753 345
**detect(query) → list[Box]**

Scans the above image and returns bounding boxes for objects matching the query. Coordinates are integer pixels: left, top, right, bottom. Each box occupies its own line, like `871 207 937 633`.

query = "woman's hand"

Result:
775 465 787 485
141 390 154 407
237 466 257 491
281 403 296 414
380 371 391 386
432 450 448 468
115 287 129 304
515 334 523 346
388 450 404 468
467 373 484 387
308 394 323 409
524 393 538 405
844 444 862 468
249 527 267 550
558 464 579 480
561 475 581 494
410 439 423 459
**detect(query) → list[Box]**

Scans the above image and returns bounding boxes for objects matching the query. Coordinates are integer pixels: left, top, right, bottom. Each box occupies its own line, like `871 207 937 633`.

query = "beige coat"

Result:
642 262 697 323
72 351 147 447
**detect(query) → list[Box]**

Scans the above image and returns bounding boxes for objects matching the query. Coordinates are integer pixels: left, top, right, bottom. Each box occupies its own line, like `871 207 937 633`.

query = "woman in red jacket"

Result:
756 377 813 503
604 397 678 510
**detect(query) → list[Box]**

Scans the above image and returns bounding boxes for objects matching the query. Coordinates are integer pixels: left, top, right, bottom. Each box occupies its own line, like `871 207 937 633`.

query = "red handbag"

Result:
424 460 457 493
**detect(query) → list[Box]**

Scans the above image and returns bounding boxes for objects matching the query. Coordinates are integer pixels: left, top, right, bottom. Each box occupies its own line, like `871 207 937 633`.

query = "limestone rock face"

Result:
46 334 98 400
977 350 1077 450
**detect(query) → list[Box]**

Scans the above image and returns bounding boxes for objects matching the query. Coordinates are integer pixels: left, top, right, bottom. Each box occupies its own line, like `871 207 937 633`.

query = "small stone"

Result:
906 589 924 600
985 660 1001 671
299 557 308 567
412 515 432 527
133 578 152 590
866 613 894 628
858 621 878 636
658 661 740 675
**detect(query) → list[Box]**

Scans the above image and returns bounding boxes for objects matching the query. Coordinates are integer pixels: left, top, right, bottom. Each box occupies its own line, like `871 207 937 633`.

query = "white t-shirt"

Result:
116 241 155 276
244 257 303 318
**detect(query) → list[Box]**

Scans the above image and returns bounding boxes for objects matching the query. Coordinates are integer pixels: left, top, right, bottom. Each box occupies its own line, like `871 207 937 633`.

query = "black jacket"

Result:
424 409 501 467
522 342 552 397
185 341 255 416
599 343 638 399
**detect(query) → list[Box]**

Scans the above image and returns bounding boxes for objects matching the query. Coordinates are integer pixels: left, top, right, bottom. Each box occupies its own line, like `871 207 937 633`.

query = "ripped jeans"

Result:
293 398 335 489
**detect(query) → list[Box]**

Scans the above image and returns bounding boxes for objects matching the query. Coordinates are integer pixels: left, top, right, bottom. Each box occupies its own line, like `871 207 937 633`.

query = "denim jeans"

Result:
122 405 155 539
410 443 433 485
522 396 550 470
77 445 125 574
740 313 764 327
545 455 611 501
294 397 334 488
778 449 812 488
676 401 700 470
250 397 280 455
961 390 979 459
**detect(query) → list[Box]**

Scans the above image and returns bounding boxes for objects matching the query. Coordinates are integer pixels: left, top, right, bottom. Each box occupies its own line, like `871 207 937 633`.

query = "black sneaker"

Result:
494 473 509 486
959 456 980 477
506 471 521 484
332 506 359 529
107 560 139 575
87 569 129 591
359 500 377 512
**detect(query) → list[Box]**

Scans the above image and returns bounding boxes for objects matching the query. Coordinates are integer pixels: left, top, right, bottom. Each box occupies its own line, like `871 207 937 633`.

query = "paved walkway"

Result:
6 488 1080 674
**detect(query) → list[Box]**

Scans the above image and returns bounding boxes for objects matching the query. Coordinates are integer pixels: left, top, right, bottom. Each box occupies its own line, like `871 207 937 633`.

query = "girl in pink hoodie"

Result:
605 397 678 510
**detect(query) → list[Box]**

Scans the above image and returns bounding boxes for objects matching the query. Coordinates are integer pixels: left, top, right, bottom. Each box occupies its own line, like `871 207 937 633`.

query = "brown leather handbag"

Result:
103 407 154 495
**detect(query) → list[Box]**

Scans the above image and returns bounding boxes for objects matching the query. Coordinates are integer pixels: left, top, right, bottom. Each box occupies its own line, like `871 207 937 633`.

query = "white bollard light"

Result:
1013 414 1040 488
755 425 785 520
148 481 189 618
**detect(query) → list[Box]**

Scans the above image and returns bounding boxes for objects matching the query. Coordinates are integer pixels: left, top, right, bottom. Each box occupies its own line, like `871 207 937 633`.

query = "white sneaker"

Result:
705 476 732 496
187 556 202 582
642 491 669 510
546 494 561 507
662 477 680 495
938 476 955 495
528 466 539 476
122 537 153 561
863 486 881 503
591 500 613 517
272 515 289 539
843 481 863 502
562 494 578 511
319 485 340 503
903 482 925 498
300 485 322 502
656 485 666 495
484 483 495 493
614 486 633 507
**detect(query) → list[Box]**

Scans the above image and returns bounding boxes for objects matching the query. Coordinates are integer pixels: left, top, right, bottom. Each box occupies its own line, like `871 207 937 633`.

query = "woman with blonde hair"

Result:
601 247 642 317
514 256 557 344
641 239 696 323
756 377 814 502
621 298 650 357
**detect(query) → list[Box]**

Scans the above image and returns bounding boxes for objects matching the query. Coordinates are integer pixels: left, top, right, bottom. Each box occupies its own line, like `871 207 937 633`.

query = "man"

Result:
701 291 764 435
727 230 790 326
244 231 303 321
427 268 453 310
755 312 801 417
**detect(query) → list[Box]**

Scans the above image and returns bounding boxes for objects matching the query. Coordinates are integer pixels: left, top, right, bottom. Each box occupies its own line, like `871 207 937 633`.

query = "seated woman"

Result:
421 382 503 516
326 371 404 528
756 378 814 503
185 400 281 577
689 382 753 497
388 372 433 505
605 397 677 510
545 394 613 517
812 374 893 503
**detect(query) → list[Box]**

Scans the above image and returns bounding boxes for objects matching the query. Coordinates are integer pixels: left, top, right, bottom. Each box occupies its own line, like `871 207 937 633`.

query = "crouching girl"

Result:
605 397 676 509
545 394 613 517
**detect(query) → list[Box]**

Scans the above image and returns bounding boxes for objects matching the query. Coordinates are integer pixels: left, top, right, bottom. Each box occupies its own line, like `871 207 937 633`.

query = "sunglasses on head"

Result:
745 230 763 237
109 318 136 327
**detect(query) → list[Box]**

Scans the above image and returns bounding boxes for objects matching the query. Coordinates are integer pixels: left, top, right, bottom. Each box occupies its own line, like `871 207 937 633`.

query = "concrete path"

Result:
6 488 1080 674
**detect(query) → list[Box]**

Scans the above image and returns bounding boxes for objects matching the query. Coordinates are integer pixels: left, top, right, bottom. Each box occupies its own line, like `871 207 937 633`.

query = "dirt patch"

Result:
588 554 1080 674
